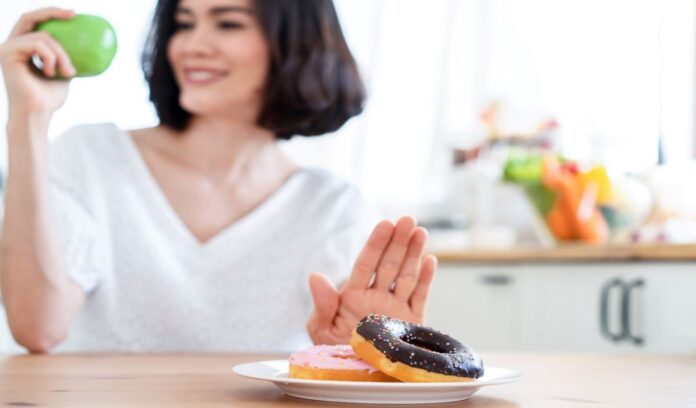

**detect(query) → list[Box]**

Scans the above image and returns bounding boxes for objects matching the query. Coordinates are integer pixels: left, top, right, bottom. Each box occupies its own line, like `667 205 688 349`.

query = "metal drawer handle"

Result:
479 274 512 286
600 278 624 342
621 278 645 346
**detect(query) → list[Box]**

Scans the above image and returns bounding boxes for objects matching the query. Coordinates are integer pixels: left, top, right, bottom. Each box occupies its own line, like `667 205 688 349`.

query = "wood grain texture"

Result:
433 243 696 263
0 353 694 407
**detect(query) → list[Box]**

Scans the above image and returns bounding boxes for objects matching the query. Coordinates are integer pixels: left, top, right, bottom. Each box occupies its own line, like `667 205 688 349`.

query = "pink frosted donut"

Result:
289 345 397 382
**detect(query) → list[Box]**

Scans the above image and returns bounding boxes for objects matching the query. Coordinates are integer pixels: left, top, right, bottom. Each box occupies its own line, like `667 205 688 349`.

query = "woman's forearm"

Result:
1 113 84 353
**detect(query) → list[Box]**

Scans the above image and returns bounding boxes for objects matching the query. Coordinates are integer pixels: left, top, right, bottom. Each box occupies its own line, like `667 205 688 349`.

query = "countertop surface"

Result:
0 352 694 407
432 243 696 263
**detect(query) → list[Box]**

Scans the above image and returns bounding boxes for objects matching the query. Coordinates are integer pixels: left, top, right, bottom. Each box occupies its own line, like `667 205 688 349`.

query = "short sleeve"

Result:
49 125 110 293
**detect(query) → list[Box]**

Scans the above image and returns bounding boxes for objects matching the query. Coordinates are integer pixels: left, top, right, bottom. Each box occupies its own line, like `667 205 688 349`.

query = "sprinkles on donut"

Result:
350 314 484 382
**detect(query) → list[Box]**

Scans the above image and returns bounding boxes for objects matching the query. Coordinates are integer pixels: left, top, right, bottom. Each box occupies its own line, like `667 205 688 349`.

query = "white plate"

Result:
233 359 521 405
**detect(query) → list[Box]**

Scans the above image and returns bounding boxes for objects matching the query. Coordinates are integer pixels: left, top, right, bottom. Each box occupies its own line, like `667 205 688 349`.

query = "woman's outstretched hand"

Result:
307 216 437 345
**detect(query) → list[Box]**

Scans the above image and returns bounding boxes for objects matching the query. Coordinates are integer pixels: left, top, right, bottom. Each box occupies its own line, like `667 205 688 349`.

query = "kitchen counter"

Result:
432 243 696 263
0 352 694 407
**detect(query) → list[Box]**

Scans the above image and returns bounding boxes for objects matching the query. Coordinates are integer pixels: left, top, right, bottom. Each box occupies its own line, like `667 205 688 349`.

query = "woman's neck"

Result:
156 115 290 185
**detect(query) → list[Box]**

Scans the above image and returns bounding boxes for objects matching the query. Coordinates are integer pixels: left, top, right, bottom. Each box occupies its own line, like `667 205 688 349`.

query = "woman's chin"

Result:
179 98 225 117
179 97 259 123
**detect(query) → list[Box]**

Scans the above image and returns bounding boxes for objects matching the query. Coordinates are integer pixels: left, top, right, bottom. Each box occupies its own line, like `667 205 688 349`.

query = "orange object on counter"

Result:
546 204 574 240
542 156 609 243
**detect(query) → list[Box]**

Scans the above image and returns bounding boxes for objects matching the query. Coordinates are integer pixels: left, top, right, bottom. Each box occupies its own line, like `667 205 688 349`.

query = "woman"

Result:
0 0 437 353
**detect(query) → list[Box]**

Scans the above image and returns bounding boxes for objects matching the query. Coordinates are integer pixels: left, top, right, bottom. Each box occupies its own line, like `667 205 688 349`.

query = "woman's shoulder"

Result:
53 122 124 142
294 167 361 202
295 166 349 189
51 122 128 157
290 167 380 224
49 122 135 179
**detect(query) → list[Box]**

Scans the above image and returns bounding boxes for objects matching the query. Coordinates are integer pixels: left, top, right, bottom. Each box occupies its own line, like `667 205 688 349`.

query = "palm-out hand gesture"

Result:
307 216 437 345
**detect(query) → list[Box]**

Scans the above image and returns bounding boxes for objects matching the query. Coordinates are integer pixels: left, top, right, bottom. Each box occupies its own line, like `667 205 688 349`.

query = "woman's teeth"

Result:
185 70 226 82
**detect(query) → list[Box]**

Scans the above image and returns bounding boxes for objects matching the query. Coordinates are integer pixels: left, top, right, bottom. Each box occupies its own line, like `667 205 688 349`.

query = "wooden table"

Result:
0 352 694 407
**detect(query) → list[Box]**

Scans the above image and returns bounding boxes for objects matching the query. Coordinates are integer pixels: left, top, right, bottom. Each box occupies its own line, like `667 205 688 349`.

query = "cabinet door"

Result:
518 264 642 352
427 265 524 351
546 263 696 353
639 265 696 353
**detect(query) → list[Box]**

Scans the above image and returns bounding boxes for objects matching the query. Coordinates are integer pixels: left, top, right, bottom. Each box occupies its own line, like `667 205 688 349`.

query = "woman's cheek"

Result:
166 36 183 70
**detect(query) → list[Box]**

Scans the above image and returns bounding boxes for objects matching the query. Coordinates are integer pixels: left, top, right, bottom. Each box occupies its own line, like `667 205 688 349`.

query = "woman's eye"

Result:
218 21 244 30
175 22 194 30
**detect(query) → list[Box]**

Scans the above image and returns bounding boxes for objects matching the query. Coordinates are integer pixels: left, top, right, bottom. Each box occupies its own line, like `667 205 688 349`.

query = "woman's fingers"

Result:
14 33 58 77
393 227 428 301
41 34 75 77
9 8 75 38
373 216 417 291
409 255 437 318
306 273 341 345
3 33 75 79
345 220 394 290
308 273 340 325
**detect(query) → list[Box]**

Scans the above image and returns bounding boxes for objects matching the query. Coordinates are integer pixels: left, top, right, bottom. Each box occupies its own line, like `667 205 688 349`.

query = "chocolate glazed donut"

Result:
350 314 484 382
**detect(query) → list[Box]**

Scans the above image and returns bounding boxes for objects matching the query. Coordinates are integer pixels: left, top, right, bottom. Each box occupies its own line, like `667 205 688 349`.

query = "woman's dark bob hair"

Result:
142 0 365 140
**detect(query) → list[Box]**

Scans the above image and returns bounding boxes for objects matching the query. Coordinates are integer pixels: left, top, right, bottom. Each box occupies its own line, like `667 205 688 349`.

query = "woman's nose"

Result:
181 26 216 56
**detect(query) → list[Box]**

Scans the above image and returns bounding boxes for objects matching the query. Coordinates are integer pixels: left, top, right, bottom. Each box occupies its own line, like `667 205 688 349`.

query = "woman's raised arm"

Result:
0 8 84 353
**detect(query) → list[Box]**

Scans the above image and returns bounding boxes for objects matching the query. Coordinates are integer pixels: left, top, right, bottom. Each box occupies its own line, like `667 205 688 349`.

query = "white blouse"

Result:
46 123 377 352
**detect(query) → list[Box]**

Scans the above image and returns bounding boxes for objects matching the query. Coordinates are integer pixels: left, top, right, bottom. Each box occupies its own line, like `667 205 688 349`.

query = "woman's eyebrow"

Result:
175 6 252 16
210 6 253 15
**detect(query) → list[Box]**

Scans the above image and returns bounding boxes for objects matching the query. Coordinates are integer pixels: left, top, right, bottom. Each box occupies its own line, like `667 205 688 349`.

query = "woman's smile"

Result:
182 67 229 85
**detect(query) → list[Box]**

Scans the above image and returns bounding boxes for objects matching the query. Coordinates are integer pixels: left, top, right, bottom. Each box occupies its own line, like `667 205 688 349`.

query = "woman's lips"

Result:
182 68 228 85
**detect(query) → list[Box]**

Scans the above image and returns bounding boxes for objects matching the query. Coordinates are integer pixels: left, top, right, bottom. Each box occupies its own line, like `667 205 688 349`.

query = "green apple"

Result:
36 14 117 77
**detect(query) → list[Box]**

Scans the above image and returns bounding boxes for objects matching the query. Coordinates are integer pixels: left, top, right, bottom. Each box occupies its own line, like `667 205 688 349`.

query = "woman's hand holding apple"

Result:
0 8 76 119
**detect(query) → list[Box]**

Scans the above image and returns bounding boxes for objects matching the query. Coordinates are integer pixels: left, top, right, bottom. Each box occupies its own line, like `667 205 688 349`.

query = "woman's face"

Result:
167 0 269 122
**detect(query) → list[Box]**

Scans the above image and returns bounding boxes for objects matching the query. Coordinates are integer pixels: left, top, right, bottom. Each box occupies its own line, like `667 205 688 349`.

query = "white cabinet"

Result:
426 265 525 351
427 262 696 353
640 268 696 351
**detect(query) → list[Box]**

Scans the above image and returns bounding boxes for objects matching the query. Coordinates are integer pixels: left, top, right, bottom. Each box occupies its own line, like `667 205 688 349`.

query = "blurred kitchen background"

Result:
1 0 695 354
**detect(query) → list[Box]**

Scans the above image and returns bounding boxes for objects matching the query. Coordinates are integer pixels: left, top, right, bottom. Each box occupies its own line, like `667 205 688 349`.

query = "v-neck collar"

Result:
115 124 305 252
